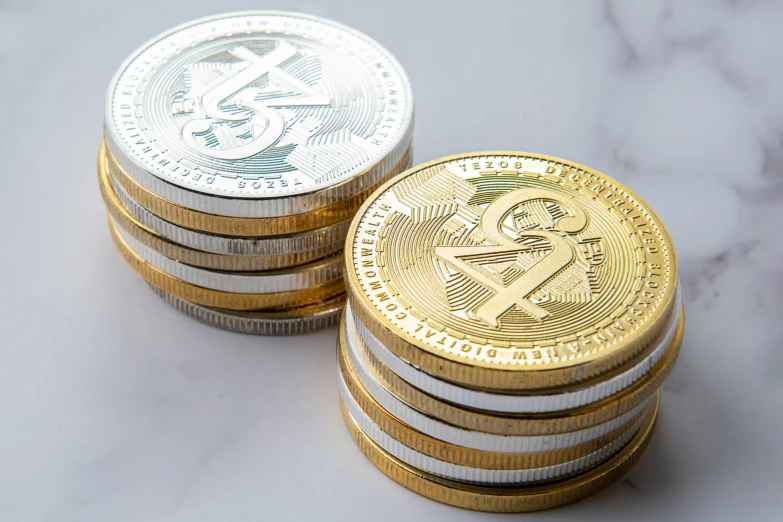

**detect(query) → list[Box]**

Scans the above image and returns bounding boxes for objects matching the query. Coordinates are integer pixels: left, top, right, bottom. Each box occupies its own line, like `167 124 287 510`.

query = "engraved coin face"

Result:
106 12 412 200
346 153 677 372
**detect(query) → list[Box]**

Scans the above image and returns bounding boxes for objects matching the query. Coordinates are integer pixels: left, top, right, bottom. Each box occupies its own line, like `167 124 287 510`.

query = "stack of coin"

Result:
339 152 683 512
97 12 413 334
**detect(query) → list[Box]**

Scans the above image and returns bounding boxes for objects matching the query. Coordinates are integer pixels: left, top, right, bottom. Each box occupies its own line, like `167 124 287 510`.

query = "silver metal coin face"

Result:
106 11 413 205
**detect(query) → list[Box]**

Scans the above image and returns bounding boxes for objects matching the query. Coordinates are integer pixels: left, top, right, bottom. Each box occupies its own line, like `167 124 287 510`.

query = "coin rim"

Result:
338 318 655 469
344 151 679 390
109 216 345 310
339 315 655 451
339 382 651 484
99 151 349 269
347 292 681 413
349 304 684 436
340 392 658 512
150 284 345 335
111 216 343 294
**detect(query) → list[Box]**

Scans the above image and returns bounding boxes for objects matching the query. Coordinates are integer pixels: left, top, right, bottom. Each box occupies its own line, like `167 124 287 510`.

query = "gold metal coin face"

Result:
346 152 677 373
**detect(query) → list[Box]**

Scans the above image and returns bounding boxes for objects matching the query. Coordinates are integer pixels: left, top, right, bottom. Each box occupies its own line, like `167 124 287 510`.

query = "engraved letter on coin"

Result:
179 42 330 160
436 189 590 327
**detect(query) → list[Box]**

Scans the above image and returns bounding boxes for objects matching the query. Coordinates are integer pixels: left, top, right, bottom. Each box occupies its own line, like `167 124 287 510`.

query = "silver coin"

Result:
111 216 343 293
342 314 653 453
150 284 344 335
347 285 681 414
339 377 648 485
108 170 349 258
105 11 414 217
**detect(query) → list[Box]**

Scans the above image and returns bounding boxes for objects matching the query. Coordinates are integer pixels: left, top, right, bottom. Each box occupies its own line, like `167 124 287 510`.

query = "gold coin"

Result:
103 140 413 237
340 392 658 512
337 320 655 470
345 152 678 391
346 305 684 436
108 217 344 310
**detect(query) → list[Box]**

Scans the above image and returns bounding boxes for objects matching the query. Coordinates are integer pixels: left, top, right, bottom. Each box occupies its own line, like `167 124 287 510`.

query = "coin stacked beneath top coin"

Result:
339 152 683 512
98 12 413 334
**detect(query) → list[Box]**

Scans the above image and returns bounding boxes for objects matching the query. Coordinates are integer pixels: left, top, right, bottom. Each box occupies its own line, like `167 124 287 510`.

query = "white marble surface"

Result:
1 1 781 520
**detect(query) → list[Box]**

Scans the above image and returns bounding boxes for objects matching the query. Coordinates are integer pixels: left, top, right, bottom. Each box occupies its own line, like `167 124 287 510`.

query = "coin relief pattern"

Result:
108 13 411 197
349 154 675 369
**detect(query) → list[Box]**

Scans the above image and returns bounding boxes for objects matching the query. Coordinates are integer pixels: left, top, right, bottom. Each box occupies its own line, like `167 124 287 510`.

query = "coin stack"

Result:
97 12 413 334
338 152 683 512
